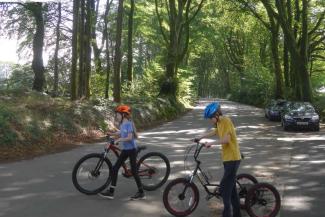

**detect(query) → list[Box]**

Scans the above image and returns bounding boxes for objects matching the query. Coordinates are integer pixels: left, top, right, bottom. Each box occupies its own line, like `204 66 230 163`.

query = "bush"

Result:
0 106 18 146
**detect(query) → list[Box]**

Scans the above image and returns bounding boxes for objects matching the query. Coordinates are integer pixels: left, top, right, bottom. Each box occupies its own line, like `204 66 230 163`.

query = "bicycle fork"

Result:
91 152 108 177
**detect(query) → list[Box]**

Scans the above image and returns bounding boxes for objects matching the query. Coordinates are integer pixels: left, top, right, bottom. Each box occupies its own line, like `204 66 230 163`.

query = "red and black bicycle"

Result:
72 136 170 194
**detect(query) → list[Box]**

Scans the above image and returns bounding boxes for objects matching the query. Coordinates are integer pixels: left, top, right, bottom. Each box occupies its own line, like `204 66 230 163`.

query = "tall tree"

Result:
234 0 284 98
155 0 204 100
261 0 312 101
71 0 80 100
126 0 135 85
113 0 124 103
21 3 46 92
103 0 114 99
53 2 61 97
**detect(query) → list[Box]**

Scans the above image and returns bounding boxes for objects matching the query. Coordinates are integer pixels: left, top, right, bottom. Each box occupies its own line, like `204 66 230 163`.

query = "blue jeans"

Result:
220 160 241 217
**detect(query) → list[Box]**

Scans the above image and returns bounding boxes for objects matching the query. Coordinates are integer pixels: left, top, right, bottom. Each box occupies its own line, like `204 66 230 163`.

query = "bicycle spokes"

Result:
169 183 196 211
75 156 110 192
246 183 281 217
138 155 168 187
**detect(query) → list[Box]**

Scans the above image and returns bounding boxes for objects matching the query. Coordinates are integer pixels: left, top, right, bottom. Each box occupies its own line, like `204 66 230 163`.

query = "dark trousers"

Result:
220 160 241 217
110 149 143 192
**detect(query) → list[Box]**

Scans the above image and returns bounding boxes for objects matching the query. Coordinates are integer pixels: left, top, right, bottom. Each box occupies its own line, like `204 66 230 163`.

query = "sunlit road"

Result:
0 99 324 217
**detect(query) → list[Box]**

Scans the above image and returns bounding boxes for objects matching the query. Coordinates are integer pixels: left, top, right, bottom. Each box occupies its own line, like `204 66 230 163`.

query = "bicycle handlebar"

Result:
106 135 115 145
193 142 205 160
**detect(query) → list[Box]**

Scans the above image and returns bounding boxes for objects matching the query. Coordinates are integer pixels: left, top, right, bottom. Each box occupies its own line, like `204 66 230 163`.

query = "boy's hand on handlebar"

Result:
204 142 212 148
193 138 201 143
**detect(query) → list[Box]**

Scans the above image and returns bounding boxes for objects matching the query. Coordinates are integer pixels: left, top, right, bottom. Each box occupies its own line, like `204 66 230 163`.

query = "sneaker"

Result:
98 190 114 199
130 191 146 200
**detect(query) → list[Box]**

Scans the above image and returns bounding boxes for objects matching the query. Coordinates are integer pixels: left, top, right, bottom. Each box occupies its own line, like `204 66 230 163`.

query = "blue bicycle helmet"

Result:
204 102 220 119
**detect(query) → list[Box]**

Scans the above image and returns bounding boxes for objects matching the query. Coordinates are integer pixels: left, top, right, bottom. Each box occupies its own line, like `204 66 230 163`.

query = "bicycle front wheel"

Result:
163 178 199 217
236 173 258 209
137 152 170 191
72 153 113 195
245 182 281 217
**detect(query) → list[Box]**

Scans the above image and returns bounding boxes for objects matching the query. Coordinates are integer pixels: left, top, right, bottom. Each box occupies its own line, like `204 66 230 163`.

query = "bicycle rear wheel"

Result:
245 182 281 217
163 178 199 217
236 173 258 209
72 153 113 195
137 152 170 191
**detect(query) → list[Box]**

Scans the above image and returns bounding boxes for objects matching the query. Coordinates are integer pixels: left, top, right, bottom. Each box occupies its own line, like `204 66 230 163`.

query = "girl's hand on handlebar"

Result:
114 139 120 145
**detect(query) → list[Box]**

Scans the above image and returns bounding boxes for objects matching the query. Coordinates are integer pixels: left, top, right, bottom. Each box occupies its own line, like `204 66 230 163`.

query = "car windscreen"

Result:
290 103 315 113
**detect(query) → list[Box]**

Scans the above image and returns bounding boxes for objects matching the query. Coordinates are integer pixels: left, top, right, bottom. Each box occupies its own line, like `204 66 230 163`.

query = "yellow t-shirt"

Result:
215 116 241 162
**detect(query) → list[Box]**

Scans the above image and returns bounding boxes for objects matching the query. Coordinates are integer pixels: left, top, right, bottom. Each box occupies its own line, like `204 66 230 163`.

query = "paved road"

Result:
0 99 324 217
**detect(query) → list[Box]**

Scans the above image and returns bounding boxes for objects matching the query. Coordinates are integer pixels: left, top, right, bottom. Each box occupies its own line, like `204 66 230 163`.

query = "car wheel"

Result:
314 125 320 131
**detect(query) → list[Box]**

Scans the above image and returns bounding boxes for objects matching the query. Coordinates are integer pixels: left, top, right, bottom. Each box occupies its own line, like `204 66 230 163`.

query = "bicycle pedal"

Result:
205 194 214 201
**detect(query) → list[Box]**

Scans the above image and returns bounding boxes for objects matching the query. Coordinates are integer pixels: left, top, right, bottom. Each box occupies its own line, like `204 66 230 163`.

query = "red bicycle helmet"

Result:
115 105 131 115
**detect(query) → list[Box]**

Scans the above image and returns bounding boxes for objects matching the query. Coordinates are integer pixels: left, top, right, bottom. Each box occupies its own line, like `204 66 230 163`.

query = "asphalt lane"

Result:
0 99 324 217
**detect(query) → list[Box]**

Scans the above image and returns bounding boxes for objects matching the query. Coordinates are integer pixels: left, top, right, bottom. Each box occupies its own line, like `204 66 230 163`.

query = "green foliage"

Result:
6 64 34 90
0 105 17 146
90 73 108 98
122 61 164 99
230 66 273 106
177 67 197 105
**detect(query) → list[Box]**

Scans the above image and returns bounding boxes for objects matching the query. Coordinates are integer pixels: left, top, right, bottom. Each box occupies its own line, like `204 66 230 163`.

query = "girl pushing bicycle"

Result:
195 102 242 217
99 105 145 200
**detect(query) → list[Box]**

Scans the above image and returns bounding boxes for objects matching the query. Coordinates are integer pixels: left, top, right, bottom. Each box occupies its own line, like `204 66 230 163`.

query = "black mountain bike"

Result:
72 136 170 194
163 141 281 217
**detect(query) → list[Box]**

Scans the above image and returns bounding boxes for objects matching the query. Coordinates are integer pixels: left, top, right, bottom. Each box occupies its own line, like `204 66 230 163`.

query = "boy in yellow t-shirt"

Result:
195 102 241 217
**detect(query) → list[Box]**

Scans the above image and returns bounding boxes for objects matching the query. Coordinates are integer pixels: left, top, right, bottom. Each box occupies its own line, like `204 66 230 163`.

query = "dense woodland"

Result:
0 0 324 106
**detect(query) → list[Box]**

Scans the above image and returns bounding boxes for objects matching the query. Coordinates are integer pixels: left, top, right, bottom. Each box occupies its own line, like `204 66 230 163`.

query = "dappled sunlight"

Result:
12 178 46 186
126 200 162 214
42 119 52 129
139 128 207 137
0 172 13 177
283 196 314 211
277 136 325 141
170 160 184 167
0 187 22 192
174 149 185 153
8 193 38 201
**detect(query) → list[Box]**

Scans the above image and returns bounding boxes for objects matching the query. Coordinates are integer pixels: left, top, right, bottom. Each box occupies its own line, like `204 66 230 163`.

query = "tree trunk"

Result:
299 0 312 101
126 0 135 85
84 0 93 98
30 3 45 92
155 0 204 100
53 2 61 97
71 0 79 100
92 0 102 75
105 34 111 99
103 0 113 99
78 0 86 98
273 0 312 101
283 43 290 88
113 0 124 103
270 24 283 99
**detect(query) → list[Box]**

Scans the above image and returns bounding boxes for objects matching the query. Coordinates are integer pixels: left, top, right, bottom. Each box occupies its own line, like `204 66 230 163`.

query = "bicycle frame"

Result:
103 136 152 178
186 142 221 199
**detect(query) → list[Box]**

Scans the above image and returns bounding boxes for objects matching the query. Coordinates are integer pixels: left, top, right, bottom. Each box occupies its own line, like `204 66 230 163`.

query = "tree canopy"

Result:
0 0 324 106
